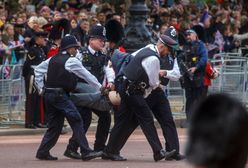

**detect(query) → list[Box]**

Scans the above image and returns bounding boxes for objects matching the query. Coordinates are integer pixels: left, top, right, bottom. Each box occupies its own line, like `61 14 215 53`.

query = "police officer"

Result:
179 29 208 127
64 24 114 158
146 26 185 160
102 30 178 161
22 31 48 128
34 35 102 160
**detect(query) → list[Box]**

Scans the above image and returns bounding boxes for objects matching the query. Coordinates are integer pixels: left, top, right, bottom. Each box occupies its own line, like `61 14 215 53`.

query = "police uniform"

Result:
103 43 169 161
147 50 185 160
180 30 208 123
35 35 102 160
103 27 182 161
146 27 184 160
65 24 113 155
22 31 48 128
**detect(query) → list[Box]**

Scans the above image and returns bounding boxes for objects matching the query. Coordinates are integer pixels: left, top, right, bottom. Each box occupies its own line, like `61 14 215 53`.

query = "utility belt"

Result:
120 76 147 96
44 87 68 95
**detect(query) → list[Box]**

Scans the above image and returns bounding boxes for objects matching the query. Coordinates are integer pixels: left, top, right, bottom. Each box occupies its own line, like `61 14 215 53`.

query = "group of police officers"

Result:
22 17 208 161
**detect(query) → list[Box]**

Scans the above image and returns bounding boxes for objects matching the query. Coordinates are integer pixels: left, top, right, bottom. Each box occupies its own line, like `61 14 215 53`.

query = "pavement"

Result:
0 118 186 136
0 128 192 168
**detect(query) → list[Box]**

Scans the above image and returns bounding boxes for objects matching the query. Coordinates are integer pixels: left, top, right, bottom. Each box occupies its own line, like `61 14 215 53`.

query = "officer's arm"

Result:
163 58 181 81
66 57 102 90
104 60 115 83
196 43 208 69
34 58 51 93
142 56 160 89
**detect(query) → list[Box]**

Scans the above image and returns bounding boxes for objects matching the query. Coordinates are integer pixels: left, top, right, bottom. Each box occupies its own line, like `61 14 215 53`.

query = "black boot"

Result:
64 149 81 159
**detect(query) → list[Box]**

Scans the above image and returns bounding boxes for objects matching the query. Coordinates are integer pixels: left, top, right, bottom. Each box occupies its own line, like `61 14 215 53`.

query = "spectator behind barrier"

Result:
186 93 248 168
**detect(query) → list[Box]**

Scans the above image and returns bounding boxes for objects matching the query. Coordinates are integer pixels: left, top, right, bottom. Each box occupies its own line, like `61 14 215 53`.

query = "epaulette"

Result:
99 51 107 57
80 47 89 55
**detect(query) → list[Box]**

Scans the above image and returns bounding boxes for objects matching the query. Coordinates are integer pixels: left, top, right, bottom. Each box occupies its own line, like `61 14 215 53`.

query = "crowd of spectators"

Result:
0 0 248 67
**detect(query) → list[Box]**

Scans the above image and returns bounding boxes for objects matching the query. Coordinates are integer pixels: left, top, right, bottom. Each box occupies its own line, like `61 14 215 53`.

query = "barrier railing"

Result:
209 53 248 105
1 52 248 124
0 64 25 124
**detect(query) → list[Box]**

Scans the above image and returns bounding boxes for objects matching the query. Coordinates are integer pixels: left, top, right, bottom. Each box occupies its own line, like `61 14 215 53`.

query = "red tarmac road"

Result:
0 128 194 168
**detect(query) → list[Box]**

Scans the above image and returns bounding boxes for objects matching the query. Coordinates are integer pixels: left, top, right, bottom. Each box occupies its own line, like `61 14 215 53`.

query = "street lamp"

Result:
123 0 155 53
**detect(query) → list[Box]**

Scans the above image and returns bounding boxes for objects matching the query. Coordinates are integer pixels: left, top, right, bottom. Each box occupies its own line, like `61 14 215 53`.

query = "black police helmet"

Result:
60 35 80 51
159 26 178 48
88 24 107 40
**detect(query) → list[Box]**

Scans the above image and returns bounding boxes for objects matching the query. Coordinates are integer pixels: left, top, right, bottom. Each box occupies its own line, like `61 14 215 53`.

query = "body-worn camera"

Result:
176 48 197 81
176 43 204 88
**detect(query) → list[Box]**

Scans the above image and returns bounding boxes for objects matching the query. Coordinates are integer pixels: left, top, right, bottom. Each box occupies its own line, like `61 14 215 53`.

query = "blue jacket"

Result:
193 40 208 70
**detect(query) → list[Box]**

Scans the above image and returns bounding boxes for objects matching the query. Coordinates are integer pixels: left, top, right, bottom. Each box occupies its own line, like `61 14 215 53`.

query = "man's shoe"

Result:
153 149 166 162
164 149 177 160
94 150 103 156
36 154 58 160
64 149 81 159
25 124 37 129
35 123 47 128
101 151 127 161
81 151 102 161
165 153 186 161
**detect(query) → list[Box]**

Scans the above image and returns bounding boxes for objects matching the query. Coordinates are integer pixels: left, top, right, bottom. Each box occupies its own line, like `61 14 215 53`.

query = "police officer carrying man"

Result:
179 29 208 128
64 24 114 158
102 28 179 162
22 31 48 128
34 35 102 160
146 26 185 160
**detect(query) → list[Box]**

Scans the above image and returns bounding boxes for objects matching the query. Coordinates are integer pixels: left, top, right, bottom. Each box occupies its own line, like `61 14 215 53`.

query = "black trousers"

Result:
24 76 41 126
66 108 111 152
185 87 204 120
92 109 111 151
105 82 162 155
36 91 92 156
146 88 179 153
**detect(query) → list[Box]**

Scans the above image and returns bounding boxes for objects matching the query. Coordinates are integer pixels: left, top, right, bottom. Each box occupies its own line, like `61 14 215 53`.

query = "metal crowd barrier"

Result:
209 53 248 105
167 52 248 117
1 52 248 123
0 64 25 124
167 80 185 118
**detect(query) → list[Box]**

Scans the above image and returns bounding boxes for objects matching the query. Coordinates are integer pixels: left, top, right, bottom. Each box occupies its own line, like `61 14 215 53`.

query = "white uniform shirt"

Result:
163 57 181 81
132 44 160 97
34 52 101 92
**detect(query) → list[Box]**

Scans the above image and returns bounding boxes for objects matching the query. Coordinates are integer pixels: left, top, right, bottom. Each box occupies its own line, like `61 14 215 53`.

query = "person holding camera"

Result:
179 29 208 128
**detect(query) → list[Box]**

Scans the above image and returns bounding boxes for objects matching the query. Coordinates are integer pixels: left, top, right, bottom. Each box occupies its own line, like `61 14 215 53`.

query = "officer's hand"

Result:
159 70 167 77
188 67 197 74
107 82 115 91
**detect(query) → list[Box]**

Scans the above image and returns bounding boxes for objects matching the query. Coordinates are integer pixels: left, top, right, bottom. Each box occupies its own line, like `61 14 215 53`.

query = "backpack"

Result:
110 49 133 78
